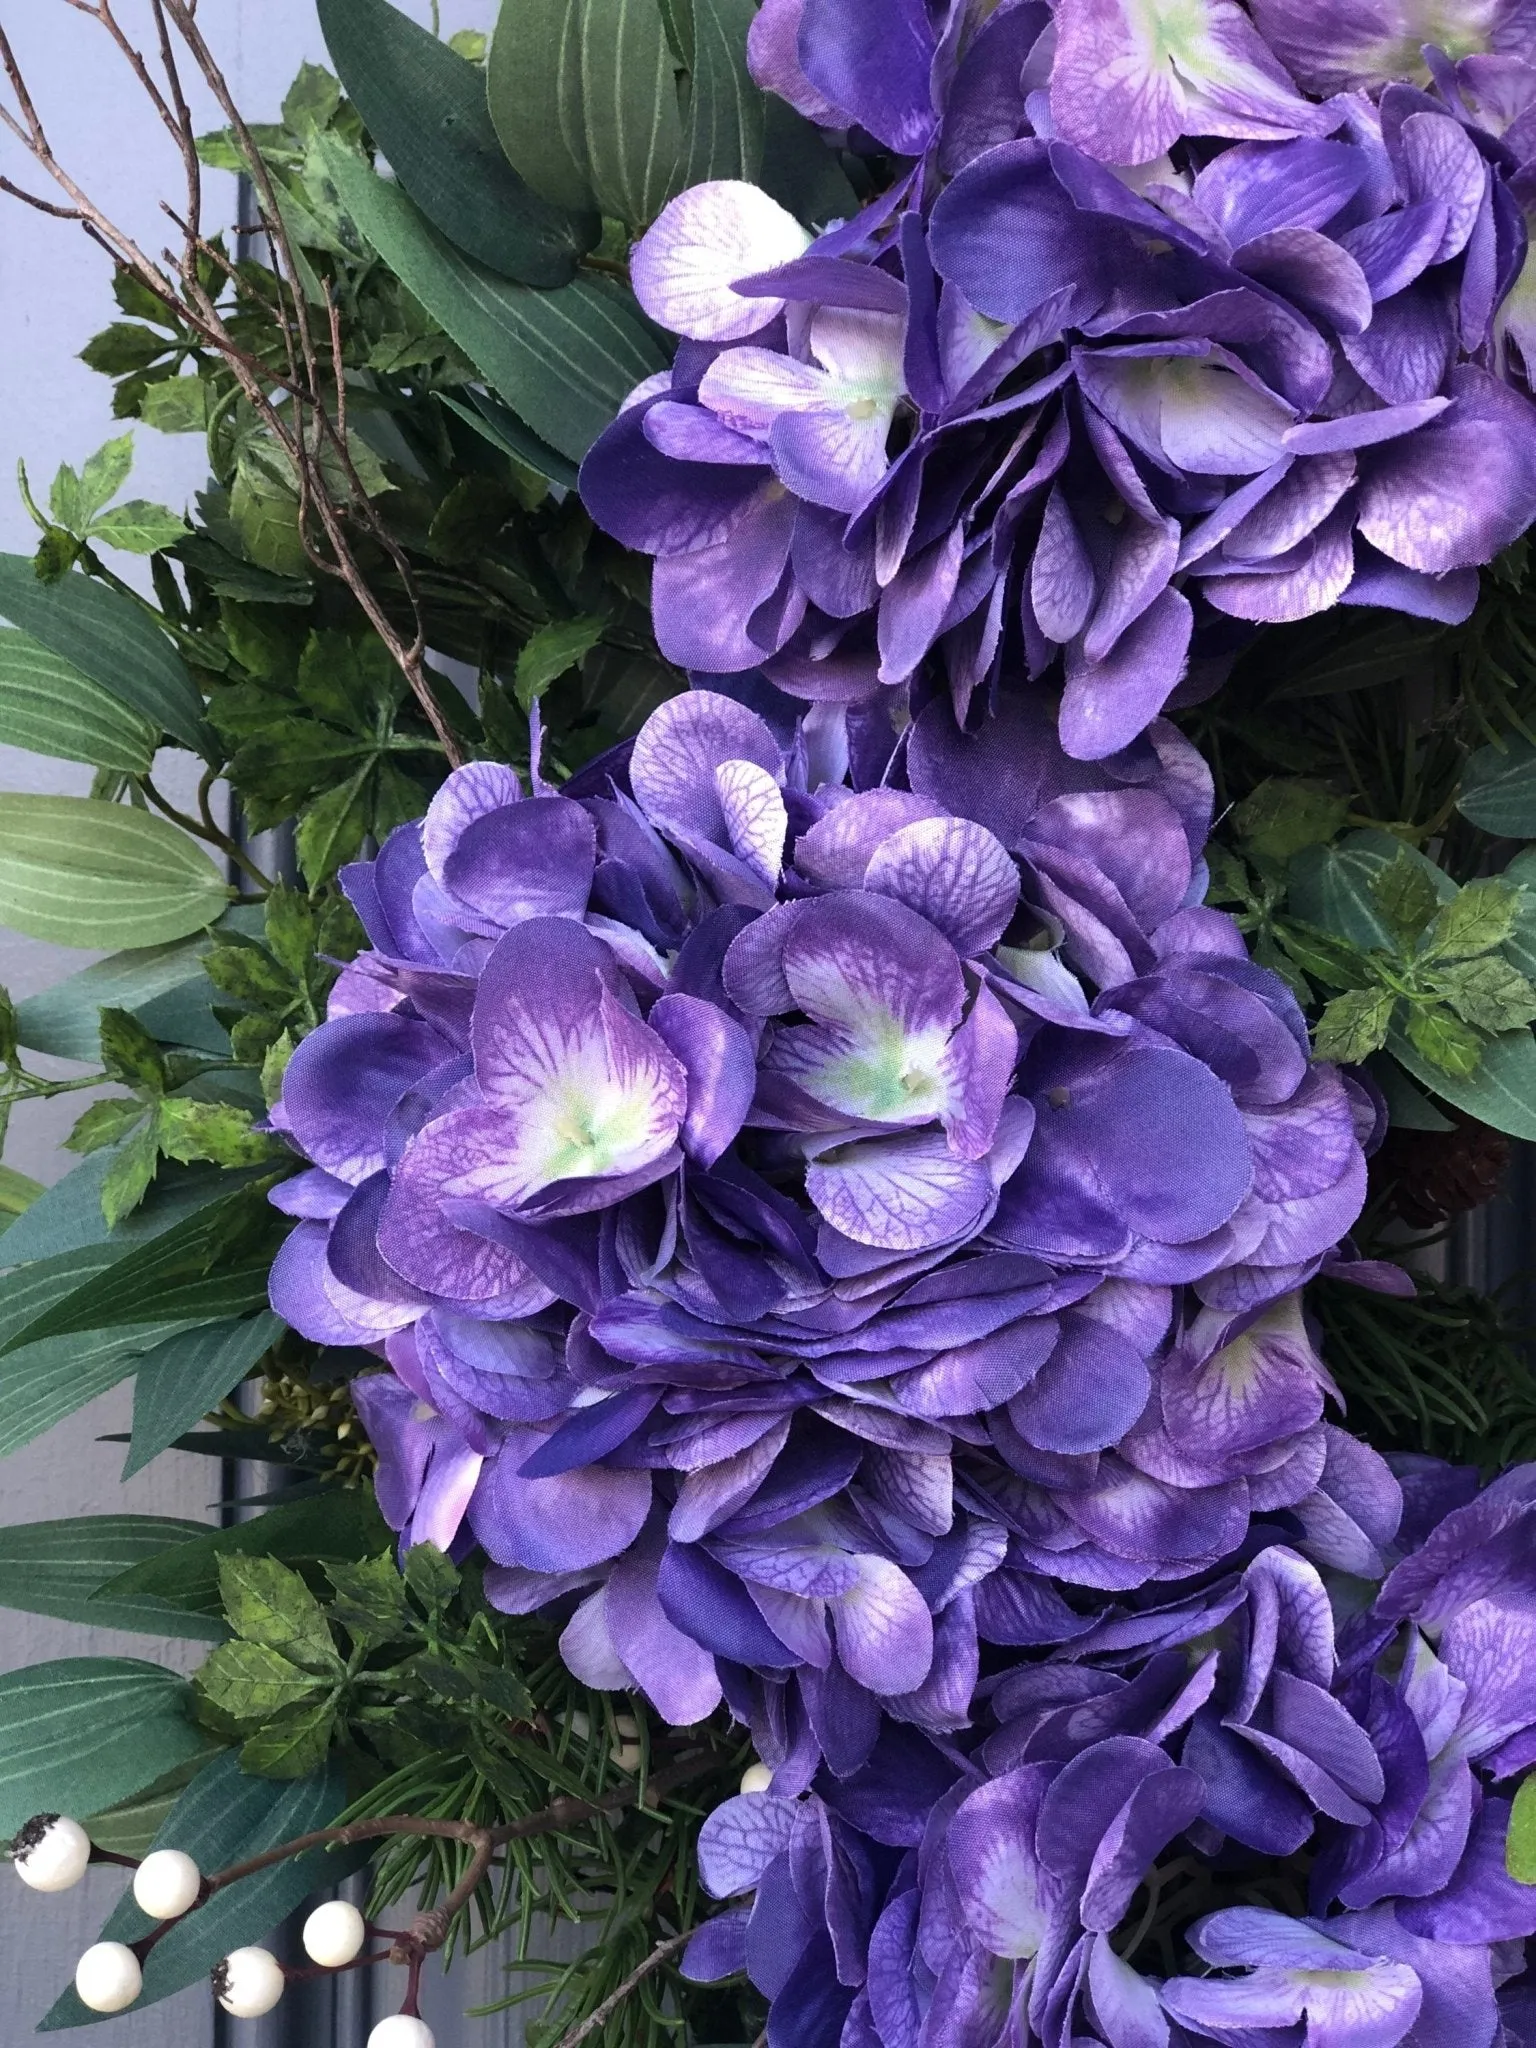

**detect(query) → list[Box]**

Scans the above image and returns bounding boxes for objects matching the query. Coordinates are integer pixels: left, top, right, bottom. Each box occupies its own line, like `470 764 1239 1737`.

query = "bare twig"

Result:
0 2 465 763
549 1930 693 2048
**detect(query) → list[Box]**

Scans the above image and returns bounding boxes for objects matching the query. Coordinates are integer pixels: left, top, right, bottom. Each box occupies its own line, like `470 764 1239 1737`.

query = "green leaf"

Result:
1510 1772 1536 1884
325 1552 410 1646
679 0 764 187
1458 736 1536 839
74 435 136 526
98 1007 167 1093
282 60 343 135
64 1099 149 1158
487 0 596 214
296 764 372 886
156 1098 276 1168
1369 848 1441 949
0 555 212 755
0 1518 225 1640
87 501 189 555
1232 777 1350 861
138 376 210 435
403 1540 461 1615
218 1553 343 1674
321 138 667 464
0 796 228 949
0 1165 43 1228
1433 956 1536 1036
126 1313 283 1478
42 1752 355 2028
515 614 606 709
0 1152 271 1269
13 929 230 1063
1288 830 1456 952
81 1759 211 1861
102 1490 393 1618
440 388 582 491
195 1639 331 1724
0 1319 209 1459
1314 988 1396 1063
759 92 857 225
79 323 177 379
0 1659 214 1840
316 0 598 283
240 1700 338 1779
1404 1001 1484 1077
0 629 158 773
99 1121 158 1227
582 0 686 223
1422 880 1520 963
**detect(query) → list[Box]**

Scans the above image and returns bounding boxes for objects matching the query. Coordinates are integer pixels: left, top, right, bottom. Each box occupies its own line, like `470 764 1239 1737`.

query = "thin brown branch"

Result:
549 1931 693 2048
0 173 81 218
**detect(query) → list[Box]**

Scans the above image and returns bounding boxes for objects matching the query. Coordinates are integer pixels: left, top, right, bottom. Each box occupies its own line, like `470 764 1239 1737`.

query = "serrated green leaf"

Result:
240 1700 338 1779
1404 1001 1484 1077
0 1659 214 1841
317 0 598 282
1273 921 1375 990
679 0 764 187
1459 737 1536 839
0 628 159 773
195 1638 330 1723
138 376 210 435
0 1518 225 1640
404 1540 461 1614
1314 987 1396 1063
126 1314 284 1478
1288 831 1456 952
98 1006 167 1093
0 1150 266 1268
79 323 176 379
1433 955 1536 1036
325 1552 410 1645
41 1752 354 2029
0 796 228 949
102 1490 393 1618
74 435 136 527
322 138 667 464
1369 847 1441 949
218 1553 343 1675
1233 778 1350 862
64 1098 148 1158
282 59 343 135
156 1098 275 1168
1423 880 1521 963
488 0 596 214
98 1125 162 1228
515 614 606 709
0 555 212 754
87 501 189 555
296 764 372 885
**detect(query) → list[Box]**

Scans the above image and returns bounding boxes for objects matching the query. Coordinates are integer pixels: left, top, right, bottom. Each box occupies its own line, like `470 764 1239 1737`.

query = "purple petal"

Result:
863 816 1020 957
946 1765 1056 1959
1061 589 1194 760
833 1555 935 1693
798 0 937 154
1357 366 1536 573
469 1426 653 1571
649 993 757 1166
281 1012 451 1183
605 1537 724 1725
441 794 596 927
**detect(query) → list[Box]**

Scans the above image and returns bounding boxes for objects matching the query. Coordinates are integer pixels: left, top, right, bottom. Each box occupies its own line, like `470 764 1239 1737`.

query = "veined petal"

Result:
633 181 812 341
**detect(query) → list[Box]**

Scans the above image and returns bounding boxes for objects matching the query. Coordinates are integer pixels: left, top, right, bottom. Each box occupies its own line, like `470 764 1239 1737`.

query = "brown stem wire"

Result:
547 1929 693 2048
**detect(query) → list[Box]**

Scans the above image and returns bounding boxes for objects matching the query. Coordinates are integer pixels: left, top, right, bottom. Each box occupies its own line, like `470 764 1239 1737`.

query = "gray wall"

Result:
0 4 528 2041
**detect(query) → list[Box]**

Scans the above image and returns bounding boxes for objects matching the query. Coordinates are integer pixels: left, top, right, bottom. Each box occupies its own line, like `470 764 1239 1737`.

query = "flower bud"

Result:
75 1943 143 2014
215 1947 286 2018
132 1849 201 1921
303 1899 368 1968
368 2017 436 2048
739 1762 774 1796
14 1815 90 1893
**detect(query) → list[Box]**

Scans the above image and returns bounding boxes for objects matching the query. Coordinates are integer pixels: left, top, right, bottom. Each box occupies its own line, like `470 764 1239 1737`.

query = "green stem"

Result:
138 775 274 894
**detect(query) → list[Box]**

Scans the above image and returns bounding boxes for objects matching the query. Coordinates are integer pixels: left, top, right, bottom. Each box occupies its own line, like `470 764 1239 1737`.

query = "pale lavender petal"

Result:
1357 366 1536 574
632 182 811 341
470 1427 653 1572
605 1538 724 1725
421 762 521 885
864 816 1020 957
700 1793 801 1897
834 1554 935 1693
649 993 756 1166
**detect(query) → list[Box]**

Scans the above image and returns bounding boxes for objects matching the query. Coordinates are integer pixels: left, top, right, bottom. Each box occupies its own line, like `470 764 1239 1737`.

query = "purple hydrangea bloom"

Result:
265 683 1384 1741
684 1475 1535 2048
581 6 1536 757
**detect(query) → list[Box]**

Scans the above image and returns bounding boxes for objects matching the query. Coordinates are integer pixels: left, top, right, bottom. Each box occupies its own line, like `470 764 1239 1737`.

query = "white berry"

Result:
75 1942 143 2014
303 1899 368 1968
14 1815 91 1893
368 2018 436 2048
740 1762 774 1796
132 1848 201 1920
215 1946 286 2018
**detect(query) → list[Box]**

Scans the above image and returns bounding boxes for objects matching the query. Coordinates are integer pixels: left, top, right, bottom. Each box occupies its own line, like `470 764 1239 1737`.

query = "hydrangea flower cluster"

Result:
684 1454 1536 2048
266 681 1389 1750
579 0 1536 757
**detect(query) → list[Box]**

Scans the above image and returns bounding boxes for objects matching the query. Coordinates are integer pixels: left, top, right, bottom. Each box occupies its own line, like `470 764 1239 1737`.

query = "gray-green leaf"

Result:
0 629 158 773
1458 736 1536 839
1313 987 1396 1063
0 1518 225 1641
126 1313 283 1478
